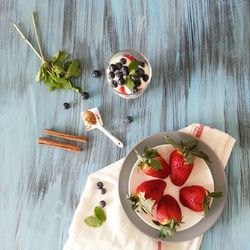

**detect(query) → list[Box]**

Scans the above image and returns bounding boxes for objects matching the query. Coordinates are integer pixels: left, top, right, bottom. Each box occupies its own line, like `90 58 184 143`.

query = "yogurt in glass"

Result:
105 50 152 99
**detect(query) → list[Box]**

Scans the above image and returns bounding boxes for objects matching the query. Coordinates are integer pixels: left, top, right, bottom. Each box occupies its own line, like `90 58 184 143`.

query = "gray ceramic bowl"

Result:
118 131 227 242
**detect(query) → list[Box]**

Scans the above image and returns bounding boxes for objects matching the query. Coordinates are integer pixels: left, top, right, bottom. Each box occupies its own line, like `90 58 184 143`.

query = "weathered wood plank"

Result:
0 0 249 249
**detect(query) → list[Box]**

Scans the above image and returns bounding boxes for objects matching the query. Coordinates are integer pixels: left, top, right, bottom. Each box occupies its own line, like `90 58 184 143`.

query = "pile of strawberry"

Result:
128 136 222 239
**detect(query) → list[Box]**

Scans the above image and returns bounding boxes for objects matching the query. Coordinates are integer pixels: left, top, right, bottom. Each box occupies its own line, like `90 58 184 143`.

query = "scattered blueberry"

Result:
131 75 140 82
101 188 107 194
97 182 103 189
126 116 133 123
108 71 115 79
109 64 117 72
136 68 145 77
116 63 122 70
92 70 102 78
118 77 125 85
115 71 123 78
139 61 145 67
142 74 149 81
63 103 70 109
120 58 127 64
81 92 89 100
99 200 106 208
121 66 129 75
111 80 118 88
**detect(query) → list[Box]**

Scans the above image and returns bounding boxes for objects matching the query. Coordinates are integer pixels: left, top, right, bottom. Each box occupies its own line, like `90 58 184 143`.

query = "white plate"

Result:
128 144 214 231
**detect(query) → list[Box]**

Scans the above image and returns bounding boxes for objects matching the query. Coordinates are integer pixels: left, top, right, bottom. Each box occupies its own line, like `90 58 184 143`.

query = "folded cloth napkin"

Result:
63 124 236 250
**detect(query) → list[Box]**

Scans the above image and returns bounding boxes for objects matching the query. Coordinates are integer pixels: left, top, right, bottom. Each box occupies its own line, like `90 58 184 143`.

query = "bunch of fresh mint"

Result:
36 51 82 93
13 12 83 94
84 206 106 227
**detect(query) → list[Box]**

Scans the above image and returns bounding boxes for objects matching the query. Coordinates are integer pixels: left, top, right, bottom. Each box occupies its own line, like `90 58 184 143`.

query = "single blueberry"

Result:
126 116 133 123
101 188 107 194
115 71 123 78
108 71 115 79
118 77 125 85
81 92 89 100
120 58 127 64
142 74 149 81
92 70 102 78
99 200 106 208
134 79 141 86
109 64 117 72
116 62 122 70
121 66 129 75
63 103 70 109
97 182 103 189
136 68 144 77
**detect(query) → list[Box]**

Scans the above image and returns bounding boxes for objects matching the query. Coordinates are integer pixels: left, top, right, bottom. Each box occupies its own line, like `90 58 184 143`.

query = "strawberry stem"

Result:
127 192 154 215
153 219 180 239
136 146 162 170
165 136 211 165
203 191 223 215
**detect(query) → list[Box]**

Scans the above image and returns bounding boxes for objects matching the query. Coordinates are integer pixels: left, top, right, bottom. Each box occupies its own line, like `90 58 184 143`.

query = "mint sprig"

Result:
84 206 106 228
13 12 83 94
125 60 139 90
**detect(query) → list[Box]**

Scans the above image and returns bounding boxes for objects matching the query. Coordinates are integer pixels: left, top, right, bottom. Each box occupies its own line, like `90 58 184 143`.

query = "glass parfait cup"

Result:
105 50 152 99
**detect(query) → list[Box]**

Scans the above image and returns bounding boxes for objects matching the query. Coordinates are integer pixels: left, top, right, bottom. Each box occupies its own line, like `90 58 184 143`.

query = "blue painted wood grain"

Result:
0 0 249 249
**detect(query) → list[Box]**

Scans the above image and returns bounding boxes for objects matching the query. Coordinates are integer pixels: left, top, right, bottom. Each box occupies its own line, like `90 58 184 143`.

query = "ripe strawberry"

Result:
179 185 222 215
127 179 166 214
136 146 170 179
165 136 211 186
153 195 182 239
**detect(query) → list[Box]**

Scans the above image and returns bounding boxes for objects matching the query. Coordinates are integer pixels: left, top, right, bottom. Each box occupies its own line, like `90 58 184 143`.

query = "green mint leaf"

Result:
84 216 103 227
94 206 106 222
64 61 72 71
49 74 72 89
64 60 81 79
150 159 162 170
125 77 135 90
128 61 139 73
52 64 65 76
51 51 68 64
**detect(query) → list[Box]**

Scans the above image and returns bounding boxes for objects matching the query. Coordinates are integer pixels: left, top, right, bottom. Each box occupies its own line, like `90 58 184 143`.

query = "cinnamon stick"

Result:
44 129 88 143
38 138 81 152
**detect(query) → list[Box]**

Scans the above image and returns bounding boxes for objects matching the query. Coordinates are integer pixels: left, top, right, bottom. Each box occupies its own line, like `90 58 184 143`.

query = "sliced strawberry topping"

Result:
117 86 126 94
124 54 136 61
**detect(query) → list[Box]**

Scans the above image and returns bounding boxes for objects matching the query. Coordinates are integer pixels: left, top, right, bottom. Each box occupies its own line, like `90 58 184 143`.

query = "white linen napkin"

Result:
63 124 235 250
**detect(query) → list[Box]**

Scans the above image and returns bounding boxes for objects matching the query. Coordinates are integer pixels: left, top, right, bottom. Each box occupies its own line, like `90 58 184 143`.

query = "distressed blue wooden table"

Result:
1 0 249 249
